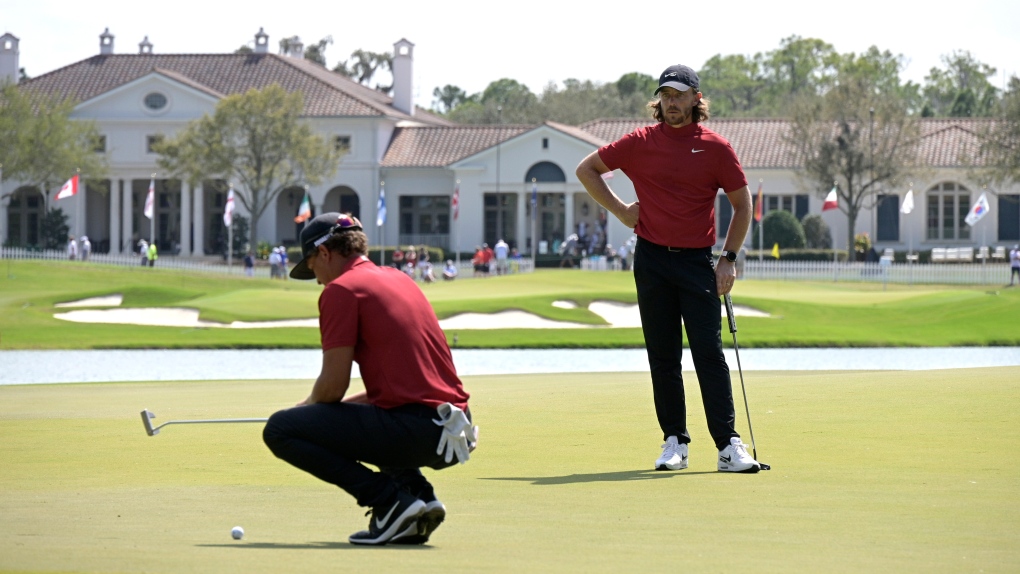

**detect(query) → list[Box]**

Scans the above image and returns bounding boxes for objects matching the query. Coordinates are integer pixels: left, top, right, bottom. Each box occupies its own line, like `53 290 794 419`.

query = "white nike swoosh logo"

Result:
692 149 704 153
375 501 398 530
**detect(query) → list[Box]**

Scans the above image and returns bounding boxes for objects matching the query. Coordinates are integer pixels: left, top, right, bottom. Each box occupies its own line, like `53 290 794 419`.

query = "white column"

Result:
180 181 192 256
77 182 87 239
193 183 205 256
109 179 121 254
564 191 574 240
516 189 527 251
121 179 133 253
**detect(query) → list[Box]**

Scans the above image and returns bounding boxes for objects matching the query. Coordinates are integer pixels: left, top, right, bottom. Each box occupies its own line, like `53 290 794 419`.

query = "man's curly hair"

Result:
321 213 368 257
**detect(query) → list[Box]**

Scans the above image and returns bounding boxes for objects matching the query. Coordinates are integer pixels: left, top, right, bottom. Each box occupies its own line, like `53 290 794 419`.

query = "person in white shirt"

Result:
1010 244 1020 286
494 239 509 275
67 236 78 260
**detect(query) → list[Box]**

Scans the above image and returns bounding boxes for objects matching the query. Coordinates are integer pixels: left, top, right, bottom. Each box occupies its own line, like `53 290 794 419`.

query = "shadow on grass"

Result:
481 469 717 485
196 541 434 551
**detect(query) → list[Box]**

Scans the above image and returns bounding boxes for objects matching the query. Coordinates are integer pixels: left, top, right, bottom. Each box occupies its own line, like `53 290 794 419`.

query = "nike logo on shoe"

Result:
682 454 688 461
692 149 704 153
375 501 398 530
719 455 731 463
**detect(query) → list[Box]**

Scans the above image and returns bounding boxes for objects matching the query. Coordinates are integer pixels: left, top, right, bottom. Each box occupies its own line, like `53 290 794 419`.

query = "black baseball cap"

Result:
289 212 363 279
654 64 700 95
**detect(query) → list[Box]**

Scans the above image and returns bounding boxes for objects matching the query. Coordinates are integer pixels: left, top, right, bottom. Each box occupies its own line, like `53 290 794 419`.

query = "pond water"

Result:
2 347 1019 385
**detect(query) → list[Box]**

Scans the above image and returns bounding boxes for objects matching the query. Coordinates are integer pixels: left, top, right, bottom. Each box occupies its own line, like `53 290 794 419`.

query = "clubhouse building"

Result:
2 29 1018 259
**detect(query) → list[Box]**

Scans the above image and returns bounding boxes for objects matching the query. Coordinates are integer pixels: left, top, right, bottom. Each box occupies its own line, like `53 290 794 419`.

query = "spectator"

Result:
443 260 458 281
138 239 148 266
244 251 255 277
420 260 436 283
1010 244 1020 286
392 246 404 269
482 243 495 275
269 247 282 279
559 234 578 268
147 241 158 267
472 246 485 277
279 245 289 280
618 240 630 271
80 236 92 261
67 236 78 260
494 239 509 275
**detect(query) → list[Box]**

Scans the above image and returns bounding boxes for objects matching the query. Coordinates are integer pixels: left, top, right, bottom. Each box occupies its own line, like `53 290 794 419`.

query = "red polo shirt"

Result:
319 256 469 410
598 122 747 248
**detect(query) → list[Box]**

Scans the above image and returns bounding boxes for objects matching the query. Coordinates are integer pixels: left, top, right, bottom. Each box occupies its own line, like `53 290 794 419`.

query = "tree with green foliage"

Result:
921 51 999 117
801 214 832 249
334 49 393 92
154 84 342 251
751 210 805 249
976 76 1020 187
787 50 921 253
39 207 70 250
304 37 332 67
699 53 769 117
432 85 471 114
0 83 107 201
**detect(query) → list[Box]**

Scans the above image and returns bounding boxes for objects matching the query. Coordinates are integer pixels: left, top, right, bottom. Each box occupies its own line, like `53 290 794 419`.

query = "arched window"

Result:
6 186 45 247
926 182 971 241
524 161 566 183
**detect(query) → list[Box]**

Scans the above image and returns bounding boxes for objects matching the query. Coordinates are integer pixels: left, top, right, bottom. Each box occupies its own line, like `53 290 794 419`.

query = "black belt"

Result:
638 238 711 253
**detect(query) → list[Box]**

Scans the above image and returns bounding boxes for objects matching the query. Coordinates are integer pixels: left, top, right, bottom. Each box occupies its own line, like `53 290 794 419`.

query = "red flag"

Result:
822 186 839 211
452 184 460 221
224 188 236 226
56 175 79 200
753 182 763 222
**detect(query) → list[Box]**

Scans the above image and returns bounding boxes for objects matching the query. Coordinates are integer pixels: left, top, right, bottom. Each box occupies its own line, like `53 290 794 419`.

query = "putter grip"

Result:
724 294 737 334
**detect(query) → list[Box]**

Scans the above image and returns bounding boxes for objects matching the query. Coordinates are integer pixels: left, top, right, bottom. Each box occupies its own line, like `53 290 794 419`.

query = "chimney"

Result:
391 38 414 115
139 36 153 55
254 27 269 54
0 33 19 85
281 36 303 59
99 28 114 55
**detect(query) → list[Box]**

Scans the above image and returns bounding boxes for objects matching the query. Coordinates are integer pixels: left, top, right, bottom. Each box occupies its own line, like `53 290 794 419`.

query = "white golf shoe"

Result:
654 436 688 470
718 437 761 473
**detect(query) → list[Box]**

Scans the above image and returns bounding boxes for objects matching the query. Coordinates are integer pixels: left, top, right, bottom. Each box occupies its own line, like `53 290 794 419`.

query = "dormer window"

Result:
335 135 351 153
144 92 167 111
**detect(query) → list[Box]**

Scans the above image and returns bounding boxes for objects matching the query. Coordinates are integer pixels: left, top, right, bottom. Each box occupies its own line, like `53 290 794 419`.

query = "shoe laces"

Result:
731 441 751 459
661 440 682 458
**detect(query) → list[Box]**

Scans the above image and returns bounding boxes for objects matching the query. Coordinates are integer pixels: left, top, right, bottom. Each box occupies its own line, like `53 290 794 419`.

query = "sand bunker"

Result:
53 296 769 329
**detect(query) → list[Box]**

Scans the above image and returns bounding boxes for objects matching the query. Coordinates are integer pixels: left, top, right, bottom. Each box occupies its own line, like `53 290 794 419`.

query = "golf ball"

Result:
231 526 244 540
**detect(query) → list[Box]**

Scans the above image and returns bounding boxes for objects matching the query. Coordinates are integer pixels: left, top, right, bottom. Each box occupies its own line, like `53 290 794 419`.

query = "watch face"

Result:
724 251 737 262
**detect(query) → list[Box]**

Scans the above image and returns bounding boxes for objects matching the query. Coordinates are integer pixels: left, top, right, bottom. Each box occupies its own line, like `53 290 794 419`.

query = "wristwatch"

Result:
721 250 738 263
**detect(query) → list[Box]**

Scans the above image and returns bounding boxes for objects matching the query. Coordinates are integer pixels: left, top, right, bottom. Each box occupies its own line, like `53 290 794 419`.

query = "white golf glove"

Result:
433 402 478 464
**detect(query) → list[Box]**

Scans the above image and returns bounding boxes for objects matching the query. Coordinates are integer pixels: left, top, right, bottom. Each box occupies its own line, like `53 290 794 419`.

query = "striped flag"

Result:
754 182 763 222
452 184 459 221
56 175 79 200
143 178 155 220
822 185 839 211
293 191 311 223
223 187 236 226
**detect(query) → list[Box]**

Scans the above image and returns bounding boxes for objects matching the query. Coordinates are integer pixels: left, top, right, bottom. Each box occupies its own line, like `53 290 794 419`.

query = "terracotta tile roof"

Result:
580 117 992 169
381 125 533 167
544 121 608 147
19 53 448 123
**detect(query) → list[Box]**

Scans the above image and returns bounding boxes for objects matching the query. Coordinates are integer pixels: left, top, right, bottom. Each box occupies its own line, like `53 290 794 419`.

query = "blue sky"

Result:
3 0 1018 109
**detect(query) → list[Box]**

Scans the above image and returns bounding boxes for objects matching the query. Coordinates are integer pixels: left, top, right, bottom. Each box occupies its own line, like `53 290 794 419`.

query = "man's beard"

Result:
663 105 692 127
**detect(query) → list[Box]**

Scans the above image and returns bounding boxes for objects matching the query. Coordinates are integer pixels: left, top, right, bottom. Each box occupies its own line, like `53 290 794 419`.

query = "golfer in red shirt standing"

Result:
263 213 475 545
576 64 760 473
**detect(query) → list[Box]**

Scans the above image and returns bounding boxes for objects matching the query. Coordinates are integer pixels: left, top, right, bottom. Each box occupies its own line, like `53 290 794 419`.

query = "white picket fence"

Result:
741 260 1010 285
0 247 274 278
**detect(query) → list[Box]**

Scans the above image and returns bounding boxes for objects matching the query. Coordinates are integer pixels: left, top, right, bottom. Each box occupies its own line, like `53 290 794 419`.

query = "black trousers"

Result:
263 402 458 508
633 238 737 450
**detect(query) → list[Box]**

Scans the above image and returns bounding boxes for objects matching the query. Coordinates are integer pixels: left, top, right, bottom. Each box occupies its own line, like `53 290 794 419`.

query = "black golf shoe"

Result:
348 491 425 546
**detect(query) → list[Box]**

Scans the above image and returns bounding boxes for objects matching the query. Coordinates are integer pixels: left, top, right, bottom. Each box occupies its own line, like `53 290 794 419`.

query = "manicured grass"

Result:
1 368 1017 572
1 259 1019 349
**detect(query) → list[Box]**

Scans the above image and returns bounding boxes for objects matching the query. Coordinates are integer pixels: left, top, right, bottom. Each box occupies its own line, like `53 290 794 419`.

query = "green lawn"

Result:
1 368 1017 572
1 259 1019 349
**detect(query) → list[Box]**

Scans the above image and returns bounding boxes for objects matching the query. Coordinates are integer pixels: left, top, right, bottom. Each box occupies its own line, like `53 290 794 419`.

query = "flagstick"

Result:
226 182 233 271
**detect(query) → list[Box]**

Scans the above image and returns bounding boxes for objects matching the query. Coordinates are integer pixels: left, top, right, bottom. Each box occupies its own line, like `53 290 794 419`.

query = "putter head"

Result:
759 462 771 471
140 409 159 436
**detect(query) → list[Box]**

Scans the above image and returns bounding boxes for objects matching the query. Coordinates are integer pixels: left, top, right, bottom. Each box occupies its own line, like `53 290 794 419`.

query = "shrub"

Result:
801 214 832 249
751 210 805 249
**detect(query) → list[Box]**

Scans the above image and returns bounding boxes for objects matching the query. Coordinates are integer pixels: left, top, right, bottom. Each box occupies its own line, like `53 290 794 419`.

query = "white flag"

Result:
223 188 235 227
900 190 914 215
376 189 386 227
143 179 155 220
964 192 990 227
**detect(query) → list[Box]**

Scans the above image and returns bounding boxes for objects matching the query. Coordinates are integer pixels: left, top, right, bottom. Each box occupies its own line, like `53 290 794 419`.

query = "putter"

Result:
140 409 268 436
723 294 771 470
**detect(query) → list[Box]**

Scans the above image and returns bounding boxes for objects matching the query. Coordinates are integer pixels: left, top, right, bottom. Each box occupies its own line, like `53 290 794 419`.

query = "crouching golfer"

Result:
263 212 475 545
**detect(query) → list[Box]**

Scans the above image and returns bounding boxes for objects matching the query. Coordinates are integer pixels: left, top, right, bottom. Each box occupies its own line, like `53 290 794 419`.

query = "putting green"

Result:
1 368 1017 572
